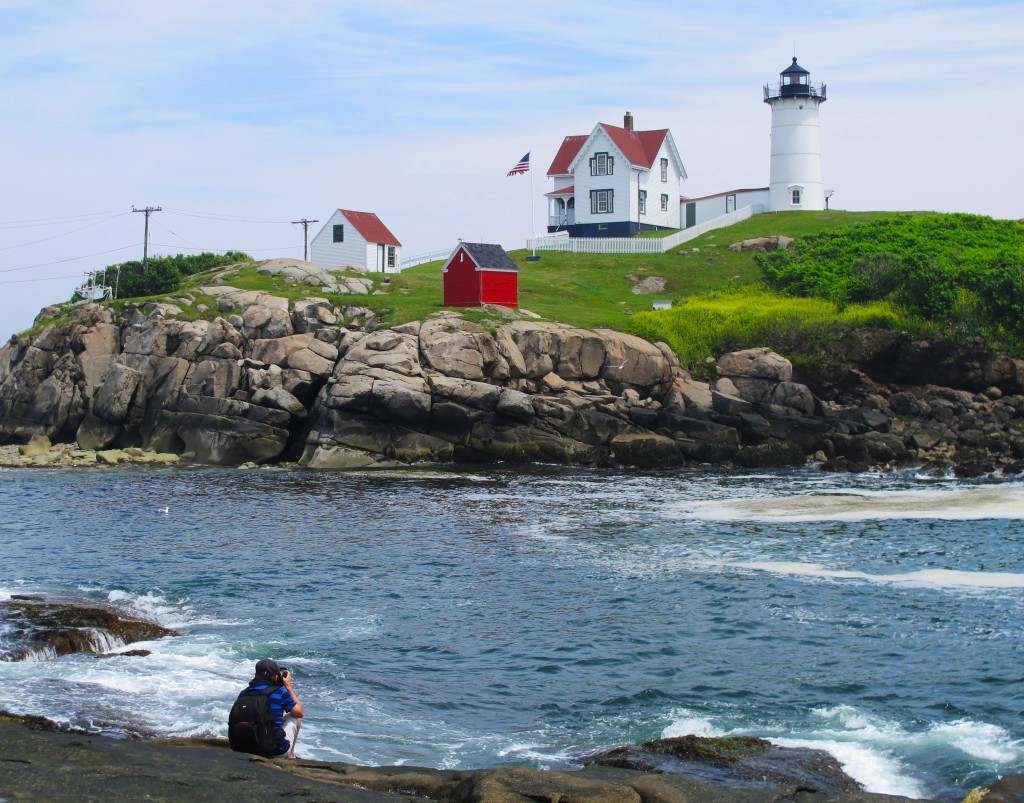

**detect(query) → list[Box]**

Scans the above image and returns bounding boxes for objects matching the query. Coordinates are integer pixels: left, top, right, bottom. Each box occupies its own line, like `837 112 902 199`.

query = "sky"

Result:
1 0 1022 343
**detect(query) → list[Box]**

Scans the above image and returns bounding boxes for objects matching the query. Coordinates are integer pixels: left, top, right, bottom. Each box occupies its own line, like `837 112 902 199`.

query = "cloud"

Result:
1 1 1022 342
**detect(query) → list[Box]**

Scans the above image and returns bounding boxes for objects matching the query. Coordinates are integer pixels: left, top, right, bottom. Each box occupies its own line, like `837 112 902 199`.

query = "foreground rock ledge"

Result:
0 716 936 802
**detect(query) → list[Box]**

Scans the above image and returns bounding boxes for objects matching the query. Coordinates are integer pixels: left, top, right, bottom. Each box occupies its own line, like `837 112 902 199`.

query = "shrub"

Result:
73 251 252 301
756 213 1024 343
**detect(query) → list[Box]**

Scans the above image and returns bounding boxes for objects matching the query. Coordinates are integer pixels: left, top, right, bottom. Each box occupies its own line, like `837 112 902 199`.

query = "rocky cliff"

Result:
4 284 1024 475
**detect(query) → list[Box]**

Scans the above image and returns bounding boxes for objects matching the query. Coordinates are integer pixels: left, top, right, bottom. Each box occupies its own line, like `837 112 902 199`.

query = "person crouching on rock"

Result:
228 658 304 758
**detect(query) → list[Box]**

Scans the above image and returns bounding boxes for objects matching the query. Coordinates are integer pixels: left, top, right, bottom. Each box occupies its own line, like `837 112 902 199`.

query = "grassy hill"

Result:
370 211 908 331
28 210 1022 378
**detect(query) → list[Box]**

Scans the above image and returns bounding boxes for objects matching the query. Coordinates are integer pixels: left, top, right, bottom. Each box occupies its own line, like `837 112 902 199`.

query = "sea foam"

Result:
721 561 1024 590
683 485 1024 522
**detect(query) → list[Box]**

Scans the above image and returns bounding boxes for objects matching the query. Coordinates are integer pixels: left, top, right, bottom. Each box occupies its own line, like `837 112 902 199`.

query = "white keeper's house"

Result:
310 209 402 273
537 58 828 245
545 112 687 238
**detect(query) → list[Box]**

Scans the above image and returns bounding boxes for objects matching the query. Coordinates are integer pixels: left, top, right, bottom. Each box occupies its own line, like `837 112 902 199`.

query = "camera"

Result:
279 667 290 678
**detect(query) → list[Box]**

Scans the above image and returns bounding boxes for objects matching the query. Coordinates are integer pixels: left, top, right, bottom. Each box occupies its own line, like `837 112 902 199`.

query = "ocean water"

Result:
1 464 1022 801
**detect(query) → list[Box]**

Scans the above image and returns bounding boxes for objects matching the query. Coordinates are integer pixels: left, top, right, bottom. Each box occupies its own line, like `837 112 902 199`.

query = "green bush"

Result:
756 213 1024 344
75 251 252 301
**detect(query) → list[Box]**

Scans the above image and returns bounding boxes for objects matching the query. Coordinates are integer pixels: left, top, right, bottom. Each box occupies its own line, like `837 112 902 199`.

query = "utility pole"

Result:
132 205 162 271
292 218 319 261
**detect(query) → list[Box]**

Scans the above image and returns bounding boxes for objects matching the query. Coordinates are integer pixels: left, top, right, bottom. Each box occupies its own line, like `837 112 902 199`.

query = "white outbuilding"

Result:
310 209 402 273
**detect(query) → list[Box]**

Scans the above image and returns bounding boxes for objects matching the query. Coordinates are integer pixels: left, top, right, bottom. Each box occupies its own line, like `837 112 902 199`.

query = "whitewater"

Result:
1 464 1021 801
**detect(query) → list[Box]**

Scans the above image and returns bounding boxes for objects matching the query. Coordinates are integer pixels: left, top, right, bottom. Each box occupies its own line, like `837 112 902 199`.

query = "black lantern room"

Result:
764 57 826 102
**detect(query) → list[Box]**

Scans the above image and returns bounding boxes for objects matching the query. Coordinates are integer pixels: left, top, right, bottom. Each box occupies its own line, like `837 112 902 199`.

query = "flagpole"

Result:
530 147 536 257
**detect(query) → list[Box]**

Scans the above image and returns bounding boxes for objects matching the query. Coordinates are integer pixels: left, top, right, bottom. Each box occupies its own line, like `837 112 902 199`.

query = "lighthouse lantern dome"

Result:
765 56 826 102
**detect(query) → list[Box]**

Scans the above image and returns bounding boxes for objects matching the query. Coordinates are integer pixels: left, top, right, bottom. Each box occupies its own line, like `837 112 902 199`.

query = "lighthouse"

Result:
764 57 827 211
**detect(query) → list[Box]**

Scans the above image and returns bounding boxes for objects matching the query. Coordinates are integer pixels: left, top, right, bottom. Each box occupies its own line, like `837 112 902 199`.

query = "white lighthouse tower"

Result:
764 57 827 211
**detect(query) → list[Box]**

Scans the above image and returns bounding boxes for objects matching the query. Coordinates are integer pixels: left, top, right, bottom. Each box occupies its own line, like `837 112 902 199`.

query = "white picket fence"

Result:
526 205 764 255
399 249 451 270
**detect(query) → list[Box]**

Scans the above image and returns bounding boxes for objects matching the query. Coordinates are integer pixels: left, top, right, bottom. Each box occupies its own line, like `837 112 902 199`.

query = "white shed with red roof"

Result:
545 112 686 238
310 209 403 273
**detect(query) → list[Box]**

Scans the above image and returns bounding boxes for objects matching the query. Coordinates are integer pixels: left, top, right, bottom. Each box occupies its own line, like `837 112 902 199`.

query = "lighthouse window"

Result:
791 188 802 205
590 189 614 214
590 152 613 176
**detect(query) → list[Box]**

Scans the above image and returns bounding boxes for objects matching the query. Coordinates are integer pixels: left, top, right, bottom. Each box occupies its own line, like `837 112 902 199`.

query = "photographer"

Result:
228 658 304 758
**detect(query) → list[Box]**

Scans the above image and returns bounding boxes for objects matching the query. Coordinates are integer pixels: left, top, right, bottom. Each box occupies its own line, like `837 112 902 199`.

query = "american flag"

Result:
507 152 530 176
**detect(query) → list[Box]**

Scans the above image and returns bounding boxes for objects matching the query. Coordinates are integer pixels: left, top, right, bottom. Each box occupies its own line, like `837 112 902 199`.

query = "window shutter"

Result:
608 156 613 175
608 190 614 214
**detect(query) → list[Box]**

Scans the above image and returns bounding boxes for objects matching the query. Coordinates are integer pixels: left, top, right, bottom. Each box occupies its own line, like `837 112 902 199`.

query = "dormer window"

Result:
590 152 613 176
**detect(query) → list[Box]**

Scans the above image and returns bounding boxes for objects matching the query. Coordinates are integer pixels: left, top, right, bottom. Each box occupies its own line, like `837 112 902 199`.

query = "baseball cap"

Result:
255 658 280 677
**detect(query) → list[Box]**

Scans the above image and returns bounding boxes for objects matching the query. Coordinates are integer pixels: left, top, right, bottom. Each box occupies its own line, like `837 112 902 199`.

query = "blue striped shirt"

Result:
248 682 297 755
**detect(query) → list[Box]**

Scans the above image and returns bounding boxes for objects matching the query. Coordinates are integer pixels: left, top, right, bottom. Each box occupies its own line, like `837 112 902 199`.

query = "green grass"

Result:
629 285 924 375
362 211 902 330
23 211 953 368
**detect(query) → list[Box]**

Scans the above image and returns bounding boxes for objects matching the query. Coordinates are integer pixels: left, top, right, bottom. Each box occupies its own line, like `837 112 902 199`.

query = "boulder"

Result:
586 735 861 795
0 599 178 662
610 433 681 467
76 414 121 450
594 329 672 390
496 388 534 420
246 333 316 367
419 319 494 381
92 362 142 424
18 434 52 457
726 235 794 253
302 444 386 469
287 348 335 376
718 348 793 382
370 376 432 425
770 381 816 416
428 375 502 411
251 387 308 418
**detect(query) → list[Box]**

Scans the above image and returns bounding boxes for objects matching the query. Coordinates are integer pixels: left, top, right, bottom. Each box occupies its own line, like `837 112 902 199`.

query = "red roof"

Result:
547 135 588 176
338 209 401 247
544 186 575 197
602 124 668 169
546 125 669 176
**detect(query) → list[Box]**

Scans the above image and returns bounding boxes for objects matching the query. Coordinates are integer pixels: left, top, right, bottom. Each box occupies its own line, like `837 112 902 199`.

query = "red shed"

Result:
442 242 519 308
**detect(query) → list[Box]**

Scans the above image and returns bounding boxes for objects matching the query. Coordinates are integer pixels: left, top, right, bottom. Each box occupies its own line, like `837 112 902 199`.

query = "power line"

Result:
149 242 302 253
162 207 293 224
151 216 197 248
0 212 129 252
0 244 141 274
291 218 319 260
0 273 83 285
0 210 128 230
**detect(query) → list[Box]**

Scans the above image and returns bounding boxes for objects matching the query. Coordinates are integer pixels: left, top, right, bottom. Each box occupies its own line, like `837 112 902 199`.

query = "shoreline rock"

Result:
0 597 179 662
3 296 1024 477
0 713 943 802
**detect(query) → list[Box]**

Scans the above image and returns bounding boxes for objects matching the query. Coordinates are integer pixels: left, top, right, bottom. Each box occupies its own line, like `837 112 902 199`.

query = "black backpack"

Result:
228 684 280 756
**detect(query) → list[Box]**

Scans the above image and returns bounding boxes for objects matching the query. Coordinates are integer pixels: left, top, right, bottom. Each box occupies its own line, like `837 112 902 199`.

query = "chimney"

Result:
624 111 634 131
